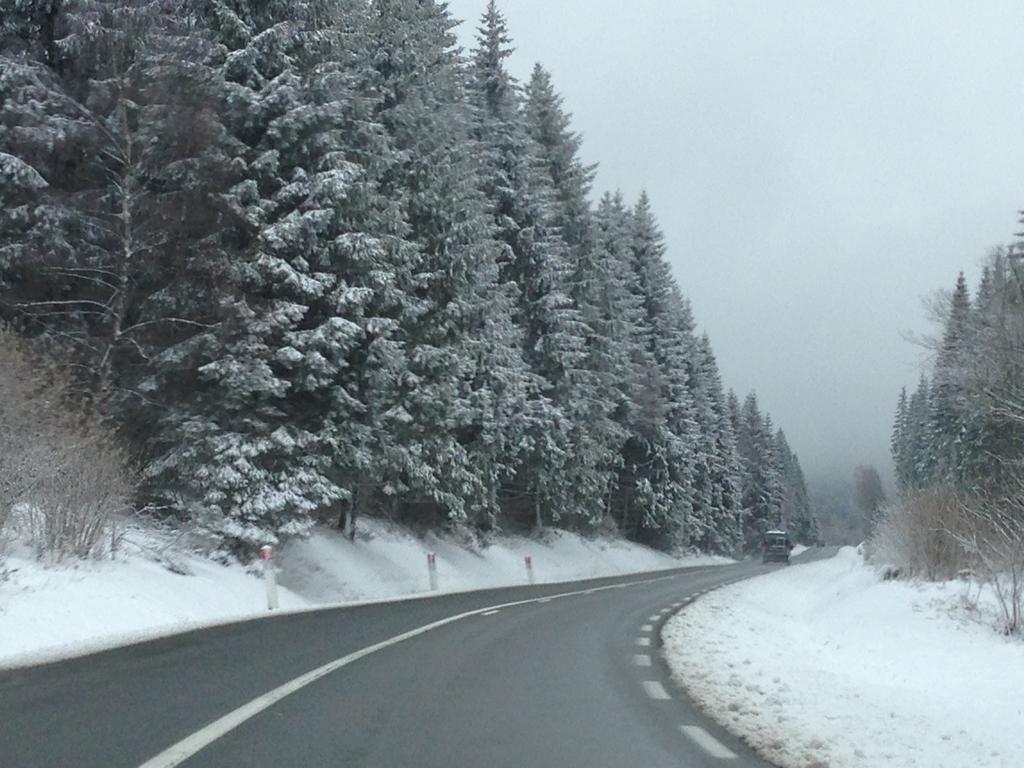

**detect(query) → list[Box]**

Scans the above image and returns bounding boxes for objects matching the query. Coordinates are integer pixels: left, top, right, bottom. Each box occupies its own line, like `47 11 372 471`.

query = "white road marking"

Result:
679 725 738 759
481 609 500 616
640 623 653 632
135 571 687 768
648 614 661 622
636 637 651 647
633 654 652 667
642 680 671 700
672 602 682 607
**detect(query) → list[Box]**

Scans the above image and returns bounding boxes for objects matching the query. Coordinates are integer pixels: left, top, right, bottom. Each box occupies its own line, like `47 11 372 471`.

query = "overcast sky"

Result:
447 0 1024 486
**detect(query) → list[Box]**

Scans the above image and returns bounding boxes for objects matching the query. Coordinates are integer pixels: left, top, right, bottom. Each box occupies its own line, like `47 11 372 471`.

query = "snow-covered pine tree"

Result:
581 191 651 537
0 0 269 547
954 252 1024 491
0 0 225 388
736 392 784 551
891 387 910 487
774 428 816 543
521 64 629 528
523 63 595 254
623 191 697 549
906 375 932 488
690 334 743 552
927 272 971 484
143 0 416 554
364 0 529 528
467 1 600 529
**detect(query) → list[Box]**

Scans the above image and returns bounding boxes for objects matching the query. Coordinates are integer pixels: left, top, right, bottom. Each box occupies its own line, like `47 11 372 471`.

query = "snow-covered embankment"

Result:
0 519 727 668
662 547 1024 768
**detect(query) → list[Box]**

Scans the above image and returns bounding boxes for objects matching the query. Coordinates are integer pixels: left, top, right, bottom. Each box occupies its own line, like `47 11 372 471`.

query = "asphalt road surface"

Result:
0 547 836 768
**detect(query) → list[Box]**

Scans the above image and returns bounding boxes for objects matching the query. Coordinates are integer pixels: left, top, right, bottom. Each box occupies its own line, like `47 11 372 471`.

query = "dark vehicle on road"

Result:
762 530 793 564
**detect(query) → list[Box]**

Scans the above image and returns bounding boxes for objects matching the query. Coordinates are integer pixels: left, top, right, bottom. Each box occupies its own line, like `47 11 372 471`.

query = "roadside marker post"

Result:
260 545 279 611
427 552 439 591
524 555 535 585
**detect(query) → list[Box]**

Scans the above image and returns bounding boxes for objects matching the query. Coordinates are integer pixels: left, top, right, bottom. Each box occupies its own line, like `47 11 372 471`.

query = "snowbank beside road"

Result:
0 519 726 668
662 547 1024 768
0 538 309 669
277 519 727 603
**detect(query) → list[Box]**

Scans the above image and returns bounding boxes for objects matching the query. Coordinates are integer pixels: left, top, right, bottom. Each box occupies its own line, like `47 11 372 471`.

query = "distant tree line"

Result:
891 250 1024 493
0 0 815 557
883 222 1024 632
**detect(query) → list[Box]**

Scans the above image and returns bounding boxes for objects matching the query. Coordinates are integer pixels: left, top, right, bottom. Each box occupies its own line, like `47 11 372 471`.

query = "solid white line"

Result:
636 637 651 647
679 725 738 759
136 572 686 768
481 609 500 616
642 680 671 700
633 654 652 667
640 623 653 633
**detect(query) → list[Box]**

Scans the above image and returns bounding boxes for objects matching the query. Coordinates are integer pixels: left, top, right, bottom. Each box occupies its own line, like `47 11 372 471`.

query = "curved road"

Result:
0 549 834 767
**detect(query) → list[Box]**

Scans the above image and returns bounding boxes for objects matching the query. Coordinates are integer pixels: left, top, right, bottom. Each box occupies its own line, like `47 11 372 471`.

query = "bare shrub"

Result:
868 487 967 580
0 328 136 561
952 488 1024 635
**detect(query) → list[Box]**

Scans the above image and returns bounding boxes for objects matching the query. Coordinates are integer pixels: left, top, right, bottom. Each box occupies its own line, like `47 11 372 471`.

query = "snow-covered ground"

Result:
277 519 727 603
662 547 1024 768
0 536 309 669
0 519 726 669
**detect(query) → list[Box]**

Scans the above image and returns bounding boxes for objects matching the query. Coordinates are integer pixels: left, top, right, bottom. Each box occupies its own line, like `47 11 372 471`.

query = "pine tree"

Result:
775 429 816 543
621 191 696 549
1 0 227 384
906 375 932 488
523 63 595 252
691 334 743 552
522 64 628 528
736 392 784 550
928 272 971 483
143 0 398 551
891 386 920 488
364 0 529 527
467 1 598 529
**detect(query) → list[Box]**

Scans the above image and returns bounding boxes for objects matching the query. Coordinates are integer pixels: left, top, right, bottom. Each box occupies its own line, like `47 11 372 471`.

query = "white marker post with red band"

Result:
427 552 439 591
524 555 535 585
260 544 279 611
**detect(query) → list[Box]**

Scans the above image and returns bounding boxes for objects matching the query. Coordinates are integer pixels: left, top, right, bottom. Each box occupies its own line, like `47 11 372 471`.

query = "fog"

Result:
448 0 1024 487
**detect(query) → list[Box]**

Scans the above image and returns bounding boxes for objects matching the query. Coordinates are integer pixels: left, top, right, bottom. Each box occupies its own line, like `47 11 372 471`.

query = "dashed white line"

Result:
679 725 738 759
640 623 653 633
636 637 651 647
642 680 671 700
633 654 652 667
671 602 682 608
648 614 661 622
134 572 687 768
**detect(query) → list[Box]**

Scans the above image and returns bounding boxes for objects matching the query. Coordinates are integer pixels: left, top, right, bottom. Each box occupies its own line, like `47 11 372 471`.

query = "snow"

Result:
277 518 728 603
0 539 308 670
662 547 1024 768
0 519 727 669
